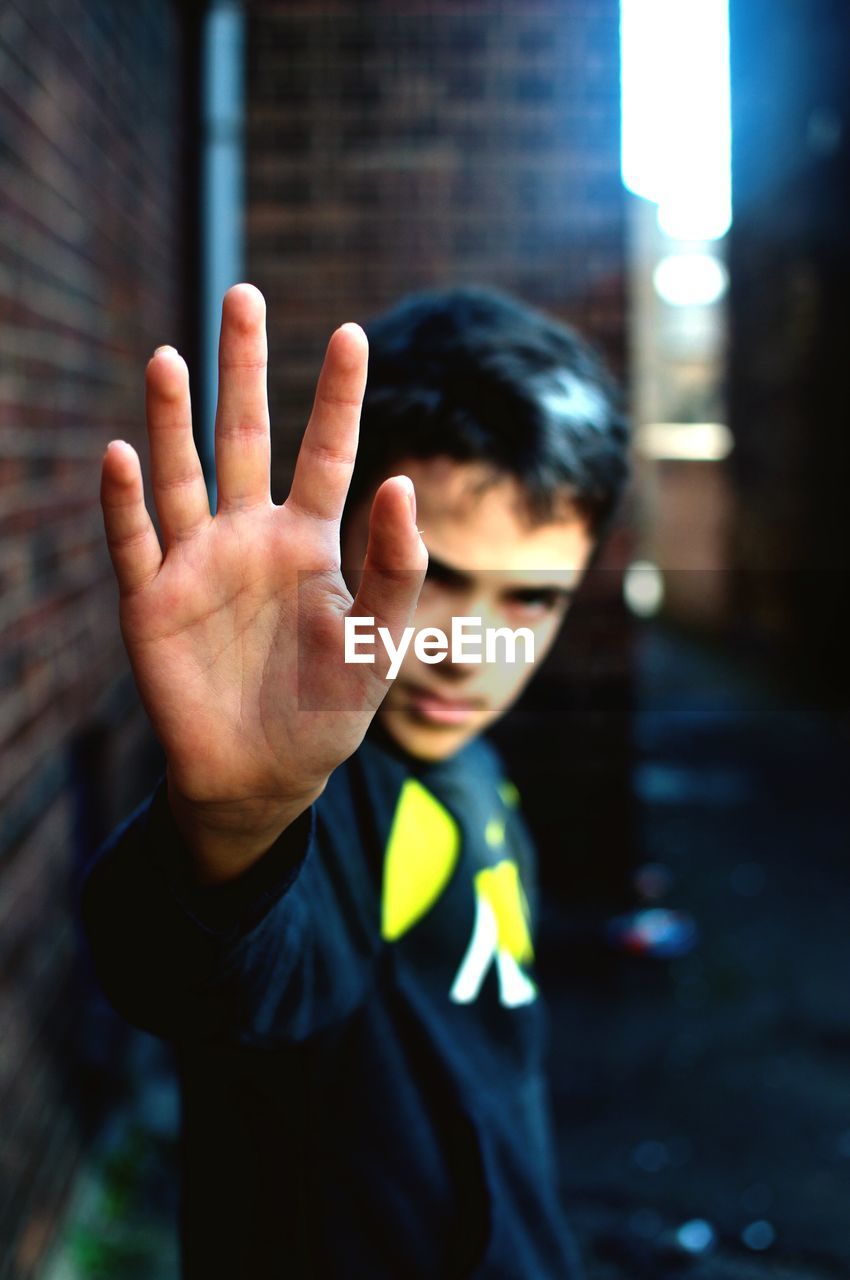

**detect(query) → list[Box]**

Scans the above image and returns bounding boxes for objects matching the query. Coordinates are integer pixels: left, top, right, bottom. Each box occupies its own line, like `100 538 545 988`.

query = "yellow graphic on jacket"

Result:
381 779 461 942
380 778 536 1007
475 862 534 965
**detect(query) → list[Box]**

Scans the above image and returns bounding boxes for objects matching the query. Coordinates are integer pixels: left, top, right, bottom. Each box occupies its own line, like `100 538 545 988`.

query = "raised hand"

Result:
100 285 426 881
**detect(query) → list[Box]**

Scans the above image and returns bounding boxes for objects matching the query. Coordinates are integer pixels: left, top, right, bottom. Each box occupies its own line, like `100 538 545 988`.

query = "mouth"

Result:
400 683 487 727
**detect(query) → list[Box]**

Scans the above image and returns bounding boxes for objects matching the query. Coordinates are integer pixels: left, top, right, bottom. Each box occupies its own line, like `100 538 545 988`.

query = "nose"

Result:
433 593 500 685
437 657 478 685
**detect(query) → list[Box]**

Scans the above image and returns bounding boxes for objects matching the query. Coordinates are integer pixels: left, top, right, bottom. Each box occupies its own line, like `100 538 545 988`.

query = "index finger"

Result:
285 323 367 522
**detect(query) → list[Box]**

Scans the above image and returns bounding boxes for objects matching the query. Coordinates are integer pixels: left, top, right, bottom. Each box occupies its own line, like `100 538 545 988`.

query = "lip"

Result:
402 684 486 727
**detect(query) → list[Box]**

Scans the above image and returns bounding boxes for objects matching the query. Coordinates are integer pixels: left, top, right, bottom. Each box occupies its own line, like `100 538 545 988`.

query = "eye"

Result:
504 589 566 619
423 560 468 593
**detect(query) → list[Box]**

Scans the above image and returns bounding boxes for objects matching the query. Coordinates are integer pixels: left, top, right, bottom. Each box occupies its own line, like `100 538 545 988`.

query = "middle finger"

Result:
214 283 272 512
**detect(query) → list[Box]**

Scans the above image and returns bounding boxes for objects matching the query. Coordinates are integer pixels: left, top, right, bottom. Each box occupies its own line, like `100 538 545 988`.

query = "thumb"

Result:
350 476 427 641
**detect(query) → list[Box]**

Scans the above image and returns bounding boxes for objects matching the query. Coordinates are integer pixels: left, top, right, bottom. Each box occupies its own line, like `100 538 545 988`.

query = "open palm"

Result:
100 285 426 878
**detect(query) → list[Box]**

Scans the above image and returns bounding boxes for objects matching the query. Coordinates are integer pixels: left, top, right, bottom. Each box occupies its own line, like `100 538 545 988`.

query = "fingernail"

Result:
401 477 416 523
153 344 178 357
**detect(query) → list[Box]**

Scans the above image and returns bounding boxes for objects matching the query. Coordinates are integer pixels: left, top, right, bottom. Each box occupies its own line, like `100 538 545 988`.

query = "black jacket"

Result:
82 727 582 1278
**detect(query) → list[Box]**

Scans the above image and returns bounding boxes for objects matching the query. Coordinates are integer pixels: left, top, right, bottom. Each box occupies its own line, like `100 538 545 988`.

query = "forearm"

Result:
80 785 314 1040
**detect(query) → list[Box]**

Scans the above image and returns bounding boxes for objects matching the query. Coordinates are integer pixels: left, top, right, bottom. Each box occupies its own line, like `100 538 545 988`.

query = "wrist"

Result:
166 773 325 885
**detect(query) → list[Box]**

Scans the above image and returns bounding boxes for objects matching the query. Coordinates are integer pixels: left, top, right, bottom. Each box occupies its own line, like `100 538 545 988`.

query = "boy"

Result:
85 283 629 1276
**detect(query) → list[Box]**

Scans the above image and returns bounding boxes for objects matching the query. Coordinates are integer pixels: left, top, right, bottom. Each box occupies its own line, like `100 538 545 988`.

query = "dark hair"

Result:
349 286 629 536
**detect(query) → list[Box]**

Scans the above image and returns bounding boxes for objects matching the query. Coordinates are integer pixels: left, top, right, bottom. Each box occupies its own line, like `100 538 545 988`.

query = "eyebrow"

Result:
425 552 577 599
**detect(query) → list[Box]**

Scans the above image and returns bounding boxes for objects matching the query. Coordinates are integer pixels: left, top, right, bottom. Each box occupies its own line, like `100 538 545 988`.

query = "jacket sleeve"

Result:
80 778 380 1047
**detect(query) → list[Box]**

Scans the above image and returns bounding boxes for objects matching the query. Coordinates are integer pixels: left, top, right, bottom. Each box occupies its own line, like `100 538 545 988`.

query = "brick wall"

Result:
0 2 185 1273
244 0 626 494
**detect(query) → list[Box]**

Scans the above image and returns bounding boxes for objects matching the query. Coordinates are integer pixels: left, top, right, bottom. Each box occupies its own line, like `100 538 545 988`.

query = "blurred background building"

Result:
1 2 848 1278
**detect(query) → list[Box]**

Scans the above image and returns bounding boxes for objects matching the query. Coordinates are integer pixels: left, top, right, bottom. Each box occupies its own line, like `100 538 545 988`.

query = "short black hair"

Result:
349 286 629 536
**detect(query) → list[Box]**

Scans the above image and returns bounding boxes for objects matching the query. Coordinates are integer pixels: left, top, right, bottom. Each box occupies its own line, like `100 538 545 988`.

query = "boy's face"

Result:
343 457 595 761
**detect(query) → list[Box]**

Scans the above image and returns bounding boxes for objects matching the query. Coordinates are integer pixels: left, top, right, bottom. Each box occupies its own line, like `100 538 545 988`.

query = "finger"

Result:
286 323 367 523
351 475 428 637
101 441 163 595
146 346 210 542
215 283 271 511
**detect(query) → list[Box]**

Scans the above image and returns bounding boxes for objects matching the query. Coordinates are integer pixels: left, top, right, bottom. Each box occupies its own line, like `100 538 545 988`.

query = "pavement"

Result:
543 626 850 1279
42 624 850 1278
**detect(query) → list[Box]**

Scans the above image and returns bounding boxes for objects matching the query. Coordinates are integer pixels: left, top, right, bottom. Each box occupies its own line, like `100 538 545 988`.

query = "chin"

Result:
380 709 480 762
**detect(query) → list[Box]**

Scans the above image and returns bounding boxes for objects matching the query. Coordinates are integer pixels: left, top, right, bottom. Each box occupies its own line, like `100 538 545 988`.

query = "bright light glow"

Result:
621 0 731 240
676 1219 716 1255
636 421 733 461
623 561 665 617
653 253 728 306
